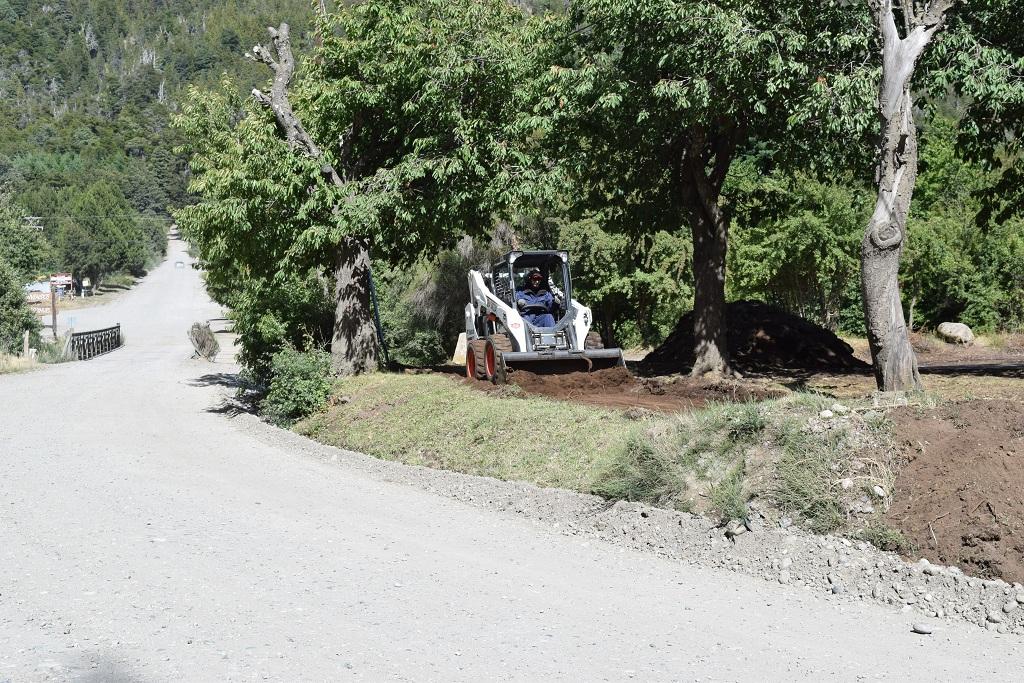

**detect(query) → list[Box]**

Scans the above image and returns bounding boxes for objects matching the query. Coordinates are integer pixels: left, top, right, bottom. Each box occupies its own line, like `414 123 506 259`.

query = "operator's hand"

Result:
517 298 527 310
553 294 564 306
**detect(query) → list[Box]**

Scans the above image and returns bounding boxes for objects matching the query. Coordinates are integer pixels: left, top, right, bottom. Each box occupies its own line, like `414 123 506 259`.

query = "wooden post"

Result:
50 283 57 340
22 329 29 356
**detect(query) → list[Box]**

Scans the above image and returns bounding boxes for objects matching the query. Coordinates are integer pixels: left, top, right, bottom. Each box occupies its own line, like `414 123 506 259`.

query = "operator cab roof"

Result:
500 250 569 268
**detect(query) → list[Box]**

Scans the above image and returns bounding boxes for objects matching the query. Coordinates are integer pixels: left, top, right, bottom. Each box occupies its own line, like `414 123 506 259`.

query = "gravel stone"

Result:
911 623 934 635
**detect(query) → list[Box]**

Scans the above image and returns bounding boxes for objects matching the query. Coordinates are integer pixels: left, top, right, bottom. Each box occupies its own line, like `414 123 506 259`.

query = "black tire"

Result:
584 330 605 350
467 339 488 380
487 334 514 384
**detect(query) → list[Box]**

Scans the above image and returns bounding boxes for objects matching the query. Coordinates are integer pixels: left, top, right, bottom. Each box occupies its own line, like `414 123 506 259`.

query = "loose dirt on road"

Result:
887 399 1024 584
467 366 782 413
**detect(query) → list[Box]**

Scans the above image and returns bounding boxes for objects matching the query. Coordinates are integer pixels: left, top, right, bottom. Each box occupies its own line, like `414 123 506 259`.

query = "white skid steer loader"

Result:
465 250 626 382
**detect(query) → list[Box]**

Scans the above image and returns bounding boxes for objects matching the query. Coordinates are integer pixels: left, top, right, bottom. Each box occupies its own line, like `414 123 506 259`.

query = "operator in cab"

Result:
516 269 560 328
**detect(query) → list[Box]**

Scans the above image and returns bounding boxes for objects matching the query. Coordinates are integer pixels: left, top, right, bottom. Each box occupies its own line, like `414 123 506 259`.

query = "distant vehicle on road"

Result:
175 261 185 269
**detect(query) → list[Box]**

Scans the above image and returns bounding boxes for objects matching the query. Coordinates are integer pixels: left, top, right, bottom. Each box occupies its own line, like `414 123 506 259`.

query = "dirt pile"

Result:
501 366 780 412
642 300 869 374
887 400 1024 583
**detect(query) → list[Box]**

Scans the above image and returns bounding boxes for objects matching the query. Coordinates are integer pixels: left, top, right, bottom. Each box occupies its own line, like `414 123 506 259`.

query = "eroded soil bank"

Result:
888 400 1024 583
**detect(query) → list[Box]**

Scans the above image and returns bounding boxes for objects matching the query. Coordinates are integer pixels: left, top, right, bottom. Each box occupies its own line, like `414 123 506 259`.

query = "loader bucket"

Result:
495 348 626 383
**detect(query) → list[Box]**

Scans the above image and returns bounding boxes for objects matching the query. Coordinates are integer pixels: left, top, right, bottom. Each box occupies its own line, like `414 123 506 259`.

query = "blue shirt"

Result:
515 288 554 312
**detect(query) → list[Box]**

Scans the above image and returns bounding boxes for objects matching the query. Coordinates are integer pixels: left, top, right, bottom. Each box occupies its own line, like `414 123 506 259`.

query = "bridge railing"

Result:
70 324 123 361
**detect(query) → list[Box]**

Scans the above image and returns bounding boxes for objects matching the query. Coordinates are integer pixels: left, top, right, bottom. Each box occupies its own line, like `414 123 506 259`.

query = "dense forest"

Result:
0 0 313 287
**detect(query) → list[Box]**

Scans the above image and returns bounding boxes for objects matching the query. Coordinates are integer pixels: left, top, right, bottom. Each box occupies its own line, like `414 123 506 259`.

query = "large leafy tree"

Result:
0 257 39 354
177 0 537 376
530 0 875 377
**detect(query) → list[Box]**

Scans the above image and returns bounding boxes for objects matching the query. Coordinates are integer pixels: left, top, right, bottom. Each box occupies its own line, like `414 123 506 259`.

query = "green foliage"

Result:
0 192 56 282
0 257 39 354
261 347 334 426
177 0 536 376
729 164 869 332
771 422 847 534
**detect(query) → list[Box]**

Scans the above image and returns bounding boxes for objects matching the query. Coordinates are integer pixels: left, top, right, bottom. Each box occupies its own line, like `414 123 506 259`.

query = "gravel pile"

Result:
249 411 1024 636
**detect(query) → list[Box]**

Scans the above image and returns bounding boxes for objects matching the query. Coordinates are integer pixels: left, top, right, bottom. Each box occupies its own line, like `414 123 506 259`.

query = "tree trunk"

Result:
683 131 735 378
689 209 730 377
252 23 380 376
860 1 951 392
331 236 379 375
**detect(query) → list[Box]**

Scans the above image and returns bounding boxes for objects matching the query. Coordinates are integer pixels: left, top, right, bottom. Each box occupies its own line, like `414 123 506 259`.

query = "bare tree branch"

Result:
249 23 344 187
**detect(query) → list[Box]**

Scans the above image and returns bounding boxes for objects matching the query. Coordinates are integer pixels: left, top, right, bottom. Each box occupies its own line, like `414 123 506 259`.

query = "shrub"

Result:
591 433 679 505
260 347 333 426
0 258 40 354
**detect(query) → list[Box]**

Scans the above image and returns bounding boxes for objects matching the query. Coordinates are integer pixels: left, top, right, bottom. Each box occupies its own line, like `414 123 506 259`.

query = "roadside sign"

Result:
50 273 73 288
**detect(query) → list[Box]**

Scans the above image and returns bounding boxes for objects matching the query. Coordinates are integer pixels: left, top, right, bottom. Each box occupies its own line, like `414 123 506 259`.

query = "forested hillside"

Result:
0 0 313 284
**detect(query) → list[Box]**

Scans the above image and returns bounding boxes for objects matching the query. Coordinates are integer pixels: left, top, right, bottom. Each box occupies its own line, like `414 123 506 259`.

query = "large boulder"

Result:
936 322 975 345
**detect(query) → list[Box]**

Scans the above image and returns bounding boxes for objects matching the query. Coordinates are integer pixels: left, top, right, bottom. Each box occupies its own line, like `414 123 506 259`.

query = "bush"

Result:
0 258 40 354
591 433 680 505
260 347 334 426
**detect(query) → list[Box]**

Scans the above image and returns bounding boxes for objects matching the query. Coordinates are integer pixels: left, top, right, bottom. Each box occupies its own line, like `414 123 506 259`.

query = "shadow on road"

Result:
919 362 1024 378
189 372 245 389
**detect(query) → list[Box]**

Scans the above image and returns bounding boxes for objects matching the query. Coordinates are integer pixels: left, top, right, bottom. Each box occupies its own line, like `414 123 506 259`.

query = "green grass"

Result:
298 373 648 490
297 375 896 536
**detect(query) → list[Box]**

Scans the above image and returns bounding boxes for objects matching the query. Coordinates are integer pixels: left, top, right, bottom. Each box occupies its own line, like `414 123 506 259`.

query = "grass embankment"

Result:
0 353 36 374
297 373 905 545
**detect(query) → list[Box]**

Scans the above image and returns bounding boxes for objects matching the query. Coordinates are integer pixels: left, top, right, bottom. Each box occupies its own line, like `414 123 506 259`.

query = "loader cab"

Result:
491 251 572 312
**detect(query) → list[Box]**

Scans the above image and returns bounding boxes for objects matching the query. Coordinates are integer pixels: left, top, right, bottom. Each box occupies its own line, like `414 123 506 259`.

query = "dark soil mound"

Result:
641 300 869 374
497 366 781 412
887 400 1024 583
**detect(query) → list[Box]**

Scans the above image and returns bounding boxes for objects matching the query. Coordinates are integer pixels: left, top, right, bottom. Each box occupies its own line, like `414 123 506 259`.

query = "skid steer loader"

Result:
464 250 626 383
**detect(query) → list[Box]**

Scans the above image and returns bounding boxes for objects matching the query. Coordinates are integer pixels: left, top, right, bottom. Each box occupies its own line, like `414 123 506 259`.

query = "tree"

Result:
0 191 56 282
531 0 875 376
0 257 39 354
859 0 954 391
176 0 537 377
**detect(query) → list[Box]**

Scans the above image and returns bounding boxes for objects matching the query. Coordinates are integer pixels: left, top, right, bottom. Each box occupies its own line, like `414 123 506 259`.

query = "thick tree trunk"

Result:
252 23 380 376
689 209 730 377
683 132 735 378
331 236 379 375
861 0 952 392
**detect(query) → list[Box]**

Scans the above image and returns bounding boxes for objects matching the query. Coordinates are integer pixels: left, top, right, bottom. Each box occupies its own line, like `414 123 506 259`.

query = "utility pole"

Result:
50 283 57 340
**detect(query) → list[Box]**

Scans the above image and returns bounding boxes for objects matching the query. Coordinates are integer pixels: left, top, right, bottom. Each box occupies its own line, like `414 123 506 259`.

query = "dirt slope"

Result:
888 400 1024 583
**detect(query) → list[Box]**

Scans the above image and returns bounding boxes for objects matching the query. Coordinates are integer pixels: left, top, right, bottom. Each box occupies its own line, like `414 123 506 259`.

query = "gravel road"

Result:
2 238 1022 681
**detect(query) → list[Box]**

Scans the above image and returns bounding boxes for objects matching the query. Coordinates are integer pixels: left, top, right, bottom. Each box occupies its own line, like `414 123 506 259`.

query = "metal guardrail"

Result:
70 324 123 361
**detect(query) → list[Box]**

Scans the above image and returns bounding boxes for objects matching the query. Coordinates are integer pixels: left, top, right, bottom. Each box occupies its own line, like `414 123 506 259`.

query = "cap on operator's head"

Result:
527 269 543 285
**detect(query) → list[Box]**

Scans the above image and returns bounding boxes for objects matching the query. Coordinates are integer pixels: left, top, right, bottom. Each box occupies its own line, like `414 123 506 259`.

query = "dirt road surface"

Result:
2 238 1022 681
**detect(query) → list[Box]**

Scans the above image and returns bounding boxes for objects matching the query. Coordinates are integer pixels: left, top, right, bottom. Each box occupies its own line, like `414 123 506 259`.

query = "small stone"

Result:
987 610 1004 624
923 565 942 576
828 573 840 585
1015 593 1024 605
781 557 793 569
871 485 887 499
819 409 835 419
911 623 934 635
779 516 792 529
841 478 854 490
997 624 1009 634
831 403 850 414
1003 601 1017 614
832 584 846 595
779 570 792 585
872 582 883 599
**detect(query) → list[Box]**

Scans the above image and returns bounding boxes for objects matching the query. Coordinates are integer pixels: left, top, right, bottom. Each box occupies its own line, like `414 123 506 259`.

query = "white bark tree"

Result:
862 0 956 391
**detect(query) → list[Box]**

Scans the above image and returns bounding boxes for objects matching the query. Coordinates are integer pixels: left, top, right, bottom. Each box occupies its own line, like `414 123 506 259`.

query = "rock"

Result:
872 582 883 599
923 564 942 576
819 409 835 419
936 322 975 345
1002 601 1017 614
831 403 850 415
1016 593 1024 605
725 520 747 539
781 557 793 569
911 623 934 635
779 516 792 529
987 610 1004 624
841 478 854 490
832 584 846 595
871 485 887 499
779 570 792 585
